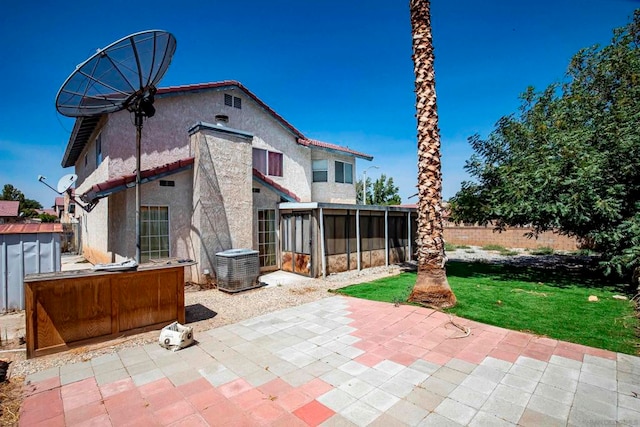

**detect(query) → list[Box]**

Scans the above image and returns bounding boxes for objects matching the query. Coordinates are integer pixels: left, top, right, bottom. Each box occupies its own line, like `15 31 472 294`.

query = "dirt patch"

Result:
289 286 318 295
0 374 23 426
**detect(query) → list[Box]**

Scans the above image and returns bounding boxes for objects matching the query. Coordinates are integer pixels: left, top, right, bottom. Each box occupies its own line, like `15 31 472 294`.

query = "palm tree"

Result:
407 0 457 308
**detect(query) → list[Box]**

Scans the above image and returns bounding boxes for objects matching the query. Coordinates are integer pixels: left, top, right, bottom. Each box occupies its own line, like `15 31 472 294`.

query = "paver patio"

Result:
19 296 640 426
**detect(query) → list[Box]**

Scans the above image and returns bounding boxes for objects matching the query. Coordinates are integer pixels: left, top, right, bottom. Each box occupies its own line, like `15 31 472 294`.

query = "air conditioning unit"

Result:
214 249 261 292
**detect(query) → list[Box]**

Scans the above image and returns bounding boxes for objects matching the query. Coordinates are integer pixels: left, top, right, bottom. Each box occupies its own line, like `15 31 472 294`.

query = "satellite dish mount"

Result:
55 30 177 262
37 174 97 213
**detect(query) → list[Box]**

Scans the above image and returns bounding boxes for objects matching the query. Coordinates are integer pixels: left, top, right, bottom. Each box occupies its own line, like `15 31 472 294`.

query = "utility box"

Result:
214 249 261 292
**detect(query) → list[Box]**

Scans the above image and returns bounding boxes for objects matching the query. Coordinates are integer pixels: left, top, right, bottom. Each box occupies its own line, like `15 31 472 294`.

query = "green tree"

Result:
356 174 402 205
1 184 23 202
39 213 58 223
449 11 640 281
1 183 43 217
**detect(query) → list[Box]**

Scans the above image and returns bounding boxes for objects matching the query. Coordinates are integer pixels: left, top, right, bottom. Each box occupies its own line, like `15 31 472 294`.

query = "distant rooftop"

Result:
0 200 19 217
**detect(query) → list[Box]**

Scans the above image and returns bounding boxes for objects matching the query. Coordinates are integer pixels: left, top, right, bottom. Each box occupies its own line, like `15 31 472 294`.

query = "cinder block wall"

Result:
443 226 580 251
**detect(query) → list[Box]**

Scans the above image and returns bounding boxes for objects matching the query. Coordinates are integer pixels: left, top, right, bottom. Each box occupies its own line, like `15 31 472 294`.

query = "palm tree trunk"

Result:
408 0 456 308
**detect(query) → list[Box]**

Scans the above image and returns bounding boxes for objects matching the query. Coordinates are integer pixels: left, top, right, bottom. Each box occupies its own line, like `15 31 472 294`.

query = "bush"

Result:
530 247 554 255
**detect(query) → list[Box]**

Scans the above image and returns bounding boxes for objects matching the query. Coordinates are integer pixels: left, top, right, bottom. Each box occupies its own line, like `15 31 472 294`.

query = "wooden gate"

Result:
281 213 312 276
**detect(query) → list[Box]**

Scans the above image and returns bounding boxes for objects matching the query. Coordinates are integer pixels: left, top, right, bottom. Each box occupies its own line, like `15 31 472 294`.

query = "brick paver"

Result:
19 296 640 426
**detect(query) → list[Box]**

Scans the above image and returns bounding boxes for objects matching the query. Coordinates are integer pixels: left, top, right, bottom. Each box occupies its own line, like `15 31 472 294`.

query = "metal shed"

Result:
0 223 62 311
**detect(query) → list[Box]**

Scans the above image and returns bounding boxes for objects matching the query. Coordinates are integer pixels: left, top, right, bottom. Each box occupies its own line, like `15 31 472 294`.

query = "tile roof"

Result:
62 81 373 167
54 197 64 207
298 138 374 161
0 223 63 234
0 201 19 217
81 157 195 203
252 169 300 202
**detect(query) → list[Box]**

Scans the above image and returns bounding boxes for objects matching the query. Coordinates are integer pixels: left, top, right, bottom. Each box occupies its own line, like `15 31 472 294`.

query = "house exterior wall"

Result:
189 126 254 283
74 118 111 264
70 84 364 277
311 151 357 204
80 197 111 264
106 169 193 267
90 89 314 202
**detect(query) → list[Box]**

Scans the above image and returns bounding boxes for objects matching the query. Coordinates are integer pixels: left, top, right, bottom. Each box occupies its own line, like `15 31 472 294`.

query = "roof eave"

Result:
309 144 373 161
61 115 103 168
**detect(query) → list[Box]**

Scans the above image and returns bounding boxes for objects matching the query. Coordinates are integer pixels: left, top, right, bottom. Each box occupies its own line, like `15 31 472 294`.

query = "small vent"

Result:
224 93 233 106
215 114 229 124
252 188 260 193
160 180 175 187
233 96 242 109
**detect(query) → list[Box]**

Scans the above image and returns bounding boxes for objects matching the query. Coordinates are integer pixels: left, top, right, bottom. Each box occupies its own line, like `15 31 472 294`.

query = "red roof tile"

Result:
55 197 64 206
252 169 301 202
0 223 63 234
0 201 19 217
82 157 195 202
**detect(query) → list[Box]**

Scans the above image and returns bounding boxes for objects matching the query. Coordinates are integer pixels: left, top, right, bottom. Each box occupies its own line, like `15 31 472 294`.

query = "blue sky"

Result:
1 0 638 207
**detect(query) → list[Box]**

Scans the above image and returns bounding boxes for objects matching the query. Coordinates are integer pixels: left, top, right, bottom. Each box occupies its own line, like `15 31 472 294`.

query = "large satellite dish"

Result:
55 30 177 263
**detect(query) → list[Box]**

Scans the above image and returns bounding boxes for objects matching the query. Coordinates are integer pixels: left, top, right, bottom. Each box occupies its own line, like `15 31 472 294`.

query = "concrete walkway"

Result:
19 296 640 426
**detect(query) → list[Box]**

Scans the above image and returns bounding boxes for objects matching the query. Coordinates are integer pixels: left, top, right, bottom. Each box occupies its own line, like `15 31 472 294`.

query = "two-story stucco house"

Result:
61 81 416 284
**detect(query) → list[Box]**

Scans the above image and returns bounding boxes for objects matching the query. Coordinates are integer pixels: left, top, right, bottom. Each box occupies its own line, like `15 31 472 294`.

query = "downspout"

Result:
319 207 326 278
356 209 361 271
407 211 412 262
385 209 389 267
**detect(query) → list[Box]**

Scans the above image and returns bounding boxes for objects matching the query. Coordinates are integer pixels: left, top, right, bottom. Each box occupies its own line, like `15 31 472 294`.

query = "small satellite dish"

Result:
57 174 77 193
55 30 177 263
38 174 97 213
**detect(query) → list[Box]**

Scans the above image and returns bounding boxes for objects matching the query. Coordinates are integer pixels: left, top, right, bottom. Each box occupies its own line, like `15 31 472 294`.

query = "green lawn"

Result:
334 261 638 355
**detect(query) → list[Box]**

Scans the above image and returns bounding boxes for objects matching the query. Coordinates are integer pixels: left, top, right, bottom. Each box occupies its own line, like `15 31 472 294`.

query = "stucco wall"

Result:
311 151 357 204
79 196 111 264
106 169 193 266
95 88 315 202
189 126 254 283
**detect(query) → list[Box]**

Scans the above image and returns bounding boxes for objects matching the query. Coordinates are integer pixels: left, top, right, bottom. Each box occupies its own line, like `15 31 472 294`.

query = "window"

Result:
258 210 277 267
95 134 103 166
224 93 241 109
253 148 283 177
312 160 328 182
335 161 353 184
140 206 169 263
268 152 283 176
